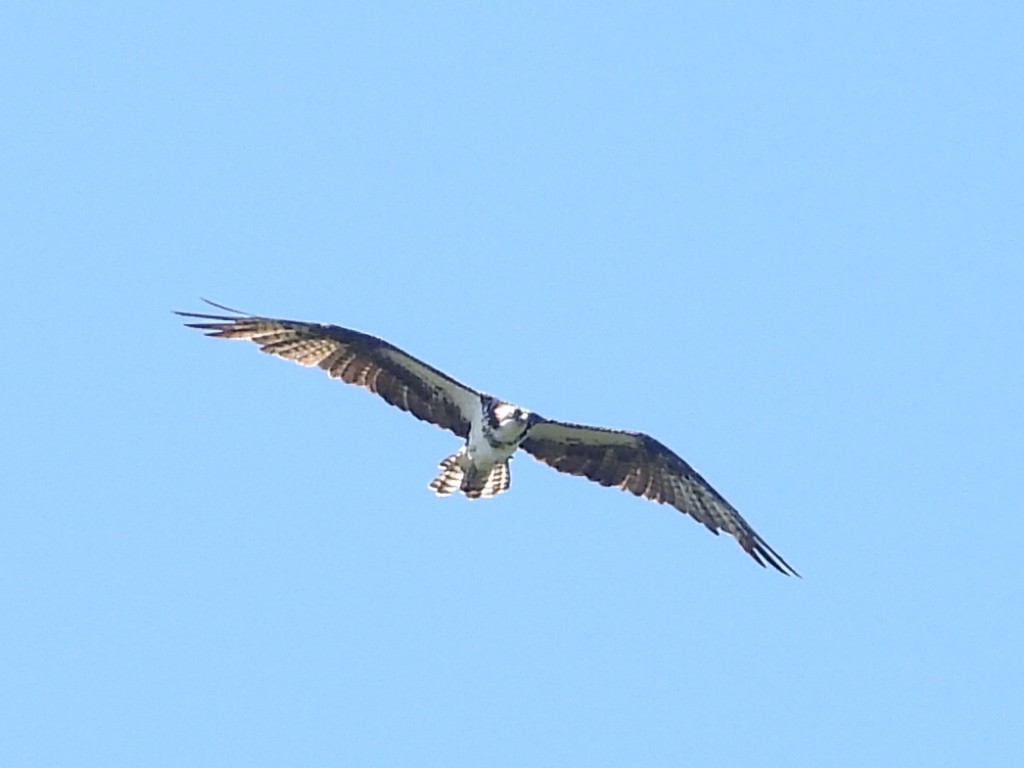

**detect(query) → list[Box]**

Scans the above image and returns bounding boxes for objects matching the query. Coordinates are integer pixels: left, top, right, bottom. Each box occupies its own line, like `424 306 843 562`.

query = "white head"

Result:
489 401 533 441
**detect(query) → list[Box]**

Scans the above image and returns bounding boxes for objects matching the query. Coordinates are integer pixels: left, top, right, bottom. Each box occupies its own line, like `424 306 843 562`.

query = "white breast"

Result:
466 409 518 467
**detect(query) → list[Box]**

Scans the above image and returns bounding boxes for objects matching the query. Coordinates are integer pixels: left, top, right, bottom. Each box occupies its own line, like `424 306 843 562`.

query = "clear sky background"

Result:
3 3 1022 766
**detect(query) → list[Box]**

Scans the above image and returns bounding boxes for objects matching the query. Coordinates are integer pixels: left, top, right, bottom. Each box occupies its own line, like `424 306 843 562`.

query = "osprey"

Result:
177 301 798 576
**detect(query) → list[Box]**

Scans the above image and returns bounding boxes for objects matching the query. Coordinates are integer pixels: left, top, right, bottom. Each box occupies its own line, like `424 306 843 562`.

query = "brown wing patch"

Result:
522 422 798 575
176 302 478 438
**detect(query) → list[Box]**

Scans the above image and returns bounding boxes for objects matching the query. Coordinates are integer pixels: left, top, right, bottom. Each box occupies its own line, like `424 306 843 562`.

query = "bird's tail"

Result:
463 460 511 499
429 454 511 500
429 453 465 497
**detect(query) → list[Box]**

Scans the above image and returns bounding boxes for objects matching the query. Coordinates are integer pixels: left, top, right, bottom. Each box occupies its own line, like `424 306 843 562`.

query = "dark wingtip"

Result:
759 546 801 578
174 299 254 324
745 536 800 577
198 298 250 315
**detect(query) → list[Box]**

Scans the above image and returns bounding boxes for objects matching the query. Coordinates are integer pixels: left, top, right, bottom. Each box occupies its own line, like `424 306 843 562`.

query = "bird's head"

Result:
489 402 533 439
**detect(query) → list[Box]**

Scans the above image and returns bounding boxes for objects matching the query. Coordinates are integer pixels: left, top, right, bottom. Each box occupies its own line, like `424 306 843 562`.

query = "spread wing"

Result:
176 300 480 438
521 420 798 575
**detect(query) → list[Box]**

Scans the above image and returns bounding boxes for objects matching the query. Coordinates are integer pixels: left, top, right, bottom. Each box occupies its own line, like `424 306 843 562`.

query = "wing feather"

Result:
521 420 798 575
176 301 479 438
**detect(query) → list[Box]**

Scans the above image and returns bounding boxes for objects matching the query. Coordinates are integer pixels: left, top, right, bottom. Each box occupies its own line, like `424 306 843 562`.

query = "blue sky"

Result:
3 2 1022 765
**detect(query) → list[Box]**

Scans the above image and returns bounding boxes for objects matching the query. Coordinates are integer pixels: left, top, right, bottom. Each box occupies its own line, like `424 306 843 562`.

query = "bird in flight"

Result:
177 300 798 575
